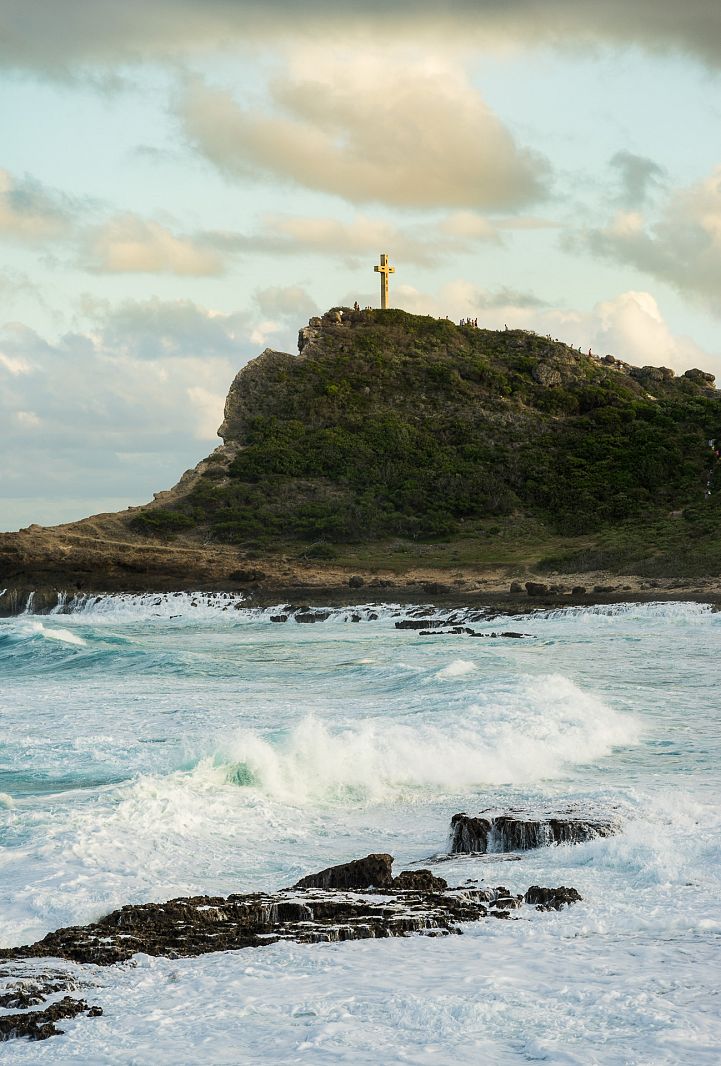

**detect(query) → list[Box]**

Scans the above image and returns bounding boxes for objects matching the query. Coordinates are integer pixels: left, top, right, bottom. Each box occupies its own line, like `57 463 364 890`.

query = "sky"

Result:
2 1 721 530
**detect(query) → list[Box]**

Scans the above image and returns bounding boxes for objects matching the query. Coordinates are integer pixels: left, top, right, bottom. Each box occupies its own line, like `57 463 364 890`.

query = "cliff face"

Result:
1 306 721 603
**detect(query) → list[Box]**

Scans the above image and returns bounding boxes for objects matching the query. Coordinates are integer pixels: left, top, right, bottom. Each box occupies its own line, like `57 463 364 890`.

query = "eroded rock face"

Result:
218 348 296 443
449 812 617 853
294 853 394 890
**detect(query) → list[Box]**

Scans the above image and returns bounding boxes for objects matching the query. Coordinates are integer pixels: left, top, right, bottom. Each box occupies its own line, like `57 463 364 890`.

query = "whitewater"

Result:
1 594 720 1064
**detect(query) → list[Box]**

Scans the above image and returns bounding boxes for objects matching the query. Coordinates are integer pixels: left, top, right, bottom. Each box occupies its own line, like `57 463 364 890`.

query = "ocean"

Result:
1 594 720 1064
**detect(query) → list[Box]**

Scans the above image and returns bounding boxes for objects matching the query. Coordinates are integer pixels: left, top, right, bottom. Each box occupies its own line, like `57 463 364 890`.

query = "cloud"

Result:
0 297 287 529
579 165 721 315
254 285 318 319
178 60 549 210
0 169 75 242
3 2 721 72
81 214 225 275
610 151 666 208
204 207 521 267
78 296 256 359
0 351 32 376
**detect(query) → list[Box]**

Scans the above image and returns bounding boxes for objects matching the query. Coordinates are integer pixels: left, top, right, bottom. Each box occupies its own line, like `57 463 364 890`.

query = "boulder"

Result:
392 870 448 893
524 885 583 910
532 363 562 388
509 581 523 594
348 575 365 589
684 368 716 388
294 853 394 890
525 581 548 596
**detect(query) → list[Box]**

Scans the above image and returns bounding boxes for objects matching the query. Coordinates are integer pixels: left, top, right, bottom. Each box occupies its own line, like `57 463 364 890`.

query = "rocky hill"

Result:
2 307 721 606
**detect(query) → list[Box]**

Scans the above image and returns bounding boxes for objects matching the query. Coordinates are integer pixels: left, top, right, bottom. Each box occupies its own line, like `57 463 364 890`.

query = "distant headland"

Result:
2 307 721 614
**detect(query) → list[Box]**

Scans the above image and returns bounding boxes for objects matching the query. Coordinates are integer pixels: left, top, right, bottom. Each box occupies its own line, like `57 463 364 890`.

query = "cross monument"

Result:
374 252 395 309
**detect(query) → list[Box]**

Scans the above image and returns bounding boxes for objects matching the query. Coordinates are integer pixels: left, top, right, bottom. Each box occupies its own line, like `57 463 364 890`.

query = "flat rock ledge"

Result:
450 811 618 853
0 856 581 969
0 854 581 1040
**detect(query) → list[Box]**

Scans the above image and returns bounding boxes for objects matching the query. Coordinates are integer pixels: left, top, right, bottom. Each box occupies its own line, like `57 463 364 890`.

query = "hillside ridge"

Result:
1 307 721 608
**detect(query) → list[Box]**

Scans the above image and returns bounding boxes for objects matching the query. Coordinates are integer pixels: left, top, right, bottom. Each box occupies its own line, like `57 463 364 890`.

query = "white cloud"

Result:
254 285 318 319
579 165 721 315
14 410 41 428
81 214 225 275
0 169 74 242
0 352 32 375
0 298 276 529
178 58 549 210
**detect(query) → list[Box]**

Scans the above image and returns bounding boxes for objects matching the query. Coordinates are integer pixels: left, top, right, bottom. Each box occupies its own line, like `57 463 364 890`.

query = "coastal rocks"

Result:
392 870 448 893
294 853 394 890
348 575 365 589
524 886 583 911
0 987 102 1042
525 581 548 596
294 610 331 623
294 855 449 894
449 811 617 854
418 628 531 638
0 870 582 972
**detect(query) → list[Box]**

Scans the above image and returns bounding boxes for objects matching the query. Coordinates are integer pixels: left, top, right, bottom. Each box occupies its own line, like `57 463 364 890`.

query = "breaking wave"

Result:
187 675 641 805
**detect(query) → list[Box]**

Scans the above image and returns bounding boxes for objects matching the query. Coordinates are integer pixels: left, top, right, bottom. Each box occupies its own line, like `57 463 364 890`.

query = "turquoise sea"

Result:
1 593 720 1064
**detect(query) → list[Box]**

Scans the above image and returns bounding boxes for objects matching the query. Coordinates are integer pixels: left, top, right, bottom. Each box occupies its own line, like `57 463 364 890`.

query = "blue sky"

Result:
1 2 721 529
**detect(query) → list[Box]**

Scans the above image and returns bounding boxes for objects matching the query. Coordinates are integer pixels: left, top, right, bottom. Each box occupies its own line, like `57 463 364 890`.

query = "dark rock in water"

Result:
0 997 101 1042
419 628 533 638
270 614 288 623
0 876 581 971
294 610 331 624
295 853 393 890
489 895 523 911
449 811 617 853
396 618 446 630
392 870 448 892
524 885 583 911
525 582 548 596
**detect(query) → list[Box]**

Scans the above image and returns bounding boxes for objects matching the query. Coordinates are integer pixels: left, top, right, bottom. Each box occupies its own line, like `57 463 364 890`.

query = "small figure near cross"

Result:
374 253 395 310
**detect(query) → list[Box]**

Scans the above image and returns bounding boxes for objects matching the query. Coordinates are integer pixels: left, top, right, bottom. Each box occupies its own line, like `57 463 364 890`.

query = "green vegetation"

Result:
130 309 721 574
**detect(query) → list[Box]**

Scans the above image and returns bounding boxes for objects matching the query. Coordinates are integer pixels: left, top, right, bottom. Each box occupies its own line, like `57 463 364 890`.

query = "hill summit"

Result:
2 306 721 604
129 307 721 573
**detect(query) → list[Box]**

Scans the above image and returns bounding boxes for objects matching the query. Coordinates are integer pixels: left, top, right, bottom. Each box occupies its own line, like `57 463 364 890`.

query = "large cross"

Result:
374 252 395 310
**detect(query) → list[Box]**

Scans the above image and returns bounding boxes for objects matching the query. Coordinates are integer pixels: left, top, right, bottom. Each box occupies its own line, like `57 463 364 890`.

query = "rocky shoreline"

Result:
1 581 720 619
0 853 582 1042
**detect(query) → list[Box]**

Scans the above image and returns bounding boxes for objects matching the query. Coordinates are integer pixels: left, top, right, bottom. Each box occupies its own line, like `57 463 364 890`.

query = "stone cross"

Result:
374 252 395 310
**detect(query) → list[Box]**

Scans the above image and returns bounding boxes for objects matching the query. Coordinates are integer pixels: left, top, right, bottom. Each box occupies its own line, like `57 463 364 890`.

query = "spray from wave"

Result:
181 675 642 806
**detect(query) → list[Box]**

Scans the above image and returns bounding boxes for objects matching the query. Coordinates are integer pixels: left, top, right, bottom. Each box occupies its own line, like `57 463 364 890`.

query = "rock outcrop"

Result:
1 855 582 970
0 853 582 1040
449 811 617 853
294 853 394 890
